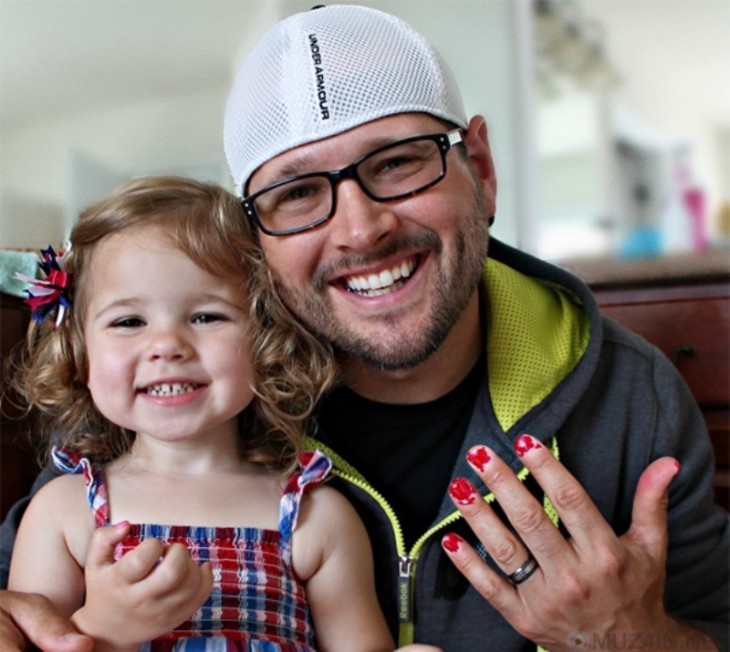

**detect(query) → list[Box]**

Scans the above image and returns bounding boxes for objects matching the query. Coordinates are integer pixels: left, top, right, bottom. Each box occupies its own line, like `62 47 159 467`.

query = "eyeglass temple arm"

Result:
447 130 463 146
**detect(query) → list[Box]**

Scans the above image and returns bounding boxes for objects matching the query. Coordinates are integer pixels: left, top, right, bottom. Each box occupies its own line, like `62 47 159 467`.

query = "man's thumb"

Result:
0 591 93 652
627 457 680 555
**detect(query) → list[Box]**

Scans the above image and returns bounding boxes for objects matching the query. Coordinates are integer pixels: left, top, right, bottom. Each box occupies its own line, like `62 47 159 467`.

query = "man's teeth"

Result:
345 259 416 296
146 382 198 397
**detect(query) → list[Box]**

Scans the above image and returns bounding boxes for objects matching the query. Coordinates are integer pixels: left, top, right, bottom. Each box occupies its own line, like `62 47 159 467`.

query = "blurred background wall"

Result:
1 0 728 263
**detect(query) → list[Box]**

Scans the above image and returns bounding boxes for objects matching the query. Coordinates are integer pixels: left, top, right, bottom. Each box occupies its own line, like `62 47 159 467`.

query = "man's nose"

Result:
328 180 399 252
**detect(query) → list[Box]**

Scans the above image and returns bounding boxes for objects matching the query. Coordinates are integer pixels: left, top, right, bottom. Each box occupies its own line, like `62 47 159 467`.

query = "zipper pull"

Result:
398 556 413 623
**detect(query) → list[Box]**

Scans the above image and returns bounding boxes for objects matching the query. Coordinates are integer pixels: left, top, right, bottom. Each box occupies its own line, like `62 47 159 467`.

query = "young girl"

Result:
7 176 439 652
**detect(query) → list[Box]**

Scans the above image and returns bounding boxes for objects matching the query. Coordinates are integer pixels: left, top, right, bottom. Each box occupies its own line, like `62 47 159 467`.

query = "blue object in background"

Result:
618 225 662 259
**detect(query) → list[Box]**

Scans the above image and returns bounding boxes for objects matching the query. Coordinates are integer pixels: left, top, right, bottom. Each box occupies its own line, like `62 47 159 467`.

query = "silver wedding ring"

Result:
507 555 539 586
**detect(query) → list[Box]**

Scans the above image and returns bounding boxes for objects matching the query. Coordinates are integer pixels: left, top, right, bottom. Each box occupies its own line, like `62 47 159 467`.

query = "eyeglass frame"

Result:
241 129 465 236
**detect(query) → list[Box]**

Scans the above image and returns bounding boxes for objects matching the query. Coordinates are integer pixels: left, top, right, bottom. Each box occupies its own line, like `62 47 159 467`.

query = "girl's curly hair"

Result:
8 176 337 473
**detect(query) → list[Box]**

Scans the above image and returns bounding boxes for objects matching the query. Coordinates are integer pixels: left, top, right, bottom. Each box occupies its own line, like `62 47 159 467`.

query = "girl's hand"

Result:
72 522 213 650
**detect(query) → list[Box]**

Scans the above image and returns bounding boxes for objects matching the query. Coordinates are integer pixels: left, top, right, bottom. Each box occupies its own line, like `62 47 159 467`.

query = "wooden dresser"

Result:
563 251 730 511
1 292 39 521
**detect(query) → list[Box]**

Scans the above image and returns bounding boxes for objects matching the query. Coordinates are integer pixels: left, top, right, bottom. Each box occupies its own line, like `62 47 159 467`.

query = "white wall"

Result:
1 87 229 248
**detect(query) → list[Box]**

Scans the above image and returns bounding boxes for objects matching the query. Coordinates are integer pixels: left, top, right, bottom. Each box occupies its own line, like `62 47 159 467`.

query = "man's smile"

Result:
341 255 418 297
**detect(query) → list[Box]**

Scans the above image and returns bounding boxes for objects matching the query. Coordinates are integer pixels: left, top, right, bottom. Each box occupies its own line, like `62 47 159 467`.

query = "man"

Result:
1 5 728 651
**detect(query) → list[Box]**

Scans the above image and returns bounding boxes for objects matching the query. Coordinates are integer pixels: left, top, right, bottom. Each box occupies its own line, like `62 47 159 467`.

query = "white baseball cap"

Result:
224 4 468 193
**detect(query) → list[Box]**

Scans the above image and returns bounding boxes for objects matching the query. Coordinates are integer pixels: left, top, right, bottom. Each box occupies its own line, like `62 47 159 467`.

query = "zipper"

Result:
305 436 469 645
335 467 465 646
305 439 415 641
397 556 414 624
395 507 468 645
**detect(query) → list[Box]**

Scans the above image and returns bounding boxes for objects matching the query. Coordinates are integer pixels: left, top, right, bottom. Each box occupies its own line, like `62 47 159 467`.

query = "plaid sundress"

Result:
53 448 332 651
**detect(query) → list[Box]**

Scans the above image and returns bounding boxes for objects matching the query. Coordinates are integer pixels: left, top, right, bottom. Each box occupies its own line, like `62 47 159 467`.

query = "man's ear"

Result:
462 115 497 204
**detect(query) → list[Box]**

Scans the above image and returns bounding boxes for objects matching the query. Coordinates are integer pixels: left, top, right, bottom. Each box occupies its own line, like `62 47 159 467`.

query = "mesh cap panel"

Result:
224 4 468 193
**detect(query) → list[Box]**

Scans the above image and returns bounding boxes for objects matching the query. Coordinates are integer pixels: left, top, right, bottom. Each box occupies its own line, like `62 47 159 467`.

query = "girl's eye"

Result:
192 313 226 325
111 316 144 328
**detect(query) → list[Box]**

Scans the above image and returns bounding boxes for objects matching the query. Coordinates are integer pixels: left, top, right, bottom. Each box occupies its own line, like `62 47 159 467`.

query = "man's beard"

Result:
275 189 491 371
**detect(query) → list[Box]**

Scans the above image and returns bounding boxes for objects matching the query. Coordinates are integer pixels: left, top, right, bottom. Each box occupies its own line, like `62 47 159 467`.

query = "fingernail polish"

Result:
514 434 542 458
112 520 130 529
442 533 463 553
449 477 477 505
467 445 491 471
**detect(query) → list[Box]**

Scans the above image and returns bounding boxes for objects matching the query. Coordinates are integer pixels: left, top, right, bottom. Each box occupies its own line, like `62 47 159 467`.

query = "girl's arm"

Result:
8 476 212 652
295 487 441 652
7 475 89 617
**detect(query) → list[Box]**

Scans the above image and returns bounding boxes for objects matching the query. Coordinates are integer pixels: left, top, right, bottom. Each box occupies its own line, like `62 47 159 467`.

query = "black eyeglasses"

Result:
242 130 464 236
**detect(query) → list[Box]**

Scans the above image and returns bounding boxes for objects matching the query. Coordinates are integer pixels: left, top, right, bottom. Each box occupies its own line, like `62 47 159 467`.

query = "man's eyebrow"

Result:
267 135 408 182
274 156 318 180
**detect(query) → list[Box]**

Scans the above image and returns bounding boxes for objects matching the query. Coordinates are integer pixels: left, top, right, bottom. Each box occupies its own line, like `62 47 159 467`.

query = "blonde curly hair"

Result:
9 176 337 473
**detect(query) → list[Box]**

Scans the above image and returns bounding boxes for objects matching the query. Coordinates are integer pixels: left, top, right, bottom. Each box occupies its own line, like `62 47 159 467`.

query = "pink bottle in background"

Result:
662 147 708 254
683 186 708 251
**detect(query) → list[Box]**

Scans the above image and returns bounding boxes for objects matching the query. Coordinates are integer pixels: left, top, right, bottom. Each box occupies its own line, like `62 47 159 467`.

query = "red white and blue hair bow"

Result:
15 246 72 328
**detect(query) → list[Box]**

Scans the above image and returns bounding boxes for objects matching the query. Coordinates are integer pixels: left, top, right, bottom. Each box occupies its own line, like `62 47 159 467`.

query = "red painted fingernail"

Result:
674 460 682 474
112 520 130 529
514 434 542 458
442 533 463 553
467 445 492 471
448 477 477 505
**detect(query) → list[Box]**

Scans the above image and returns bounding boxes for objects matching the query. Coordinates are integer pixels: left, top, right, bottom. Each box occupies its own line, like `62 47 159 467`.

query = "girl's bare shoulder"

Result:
291 484 368 578
30 471 89 506
20 471 96 564
301 483 356 517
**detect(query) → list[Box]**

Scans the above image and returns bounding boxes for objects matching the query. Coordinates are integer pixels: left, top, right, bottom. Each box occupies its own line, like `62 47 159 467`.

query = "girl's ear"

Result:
462 115 497 210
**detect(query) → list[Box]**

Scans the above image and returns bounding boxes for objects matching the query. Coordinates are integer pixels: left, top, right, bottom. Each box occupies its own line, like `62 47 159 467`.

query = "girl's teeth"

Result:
147 383 197 397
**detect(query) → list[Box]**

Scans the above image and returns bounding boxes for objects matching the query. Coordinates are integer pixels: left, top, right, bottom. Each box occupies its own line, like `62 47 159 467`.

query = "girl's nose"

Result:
146 329 192 361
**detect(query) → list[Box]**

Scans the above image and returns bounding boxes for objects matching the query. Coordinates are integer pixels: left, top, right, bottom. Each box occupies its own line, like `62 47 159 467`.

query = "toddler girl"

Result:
7 176 438 652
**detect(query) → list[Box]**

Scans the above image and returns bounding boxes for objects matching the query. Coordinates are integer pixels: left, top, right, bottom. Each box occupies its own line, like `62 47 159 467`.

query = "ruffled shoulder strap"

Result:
51 447 109 527
278 450 332 550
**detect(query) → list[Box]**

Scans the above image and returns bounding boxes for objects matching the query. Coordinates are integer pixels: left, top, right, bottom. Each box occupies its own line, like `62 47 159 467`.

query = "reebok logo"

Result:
308 33 330 120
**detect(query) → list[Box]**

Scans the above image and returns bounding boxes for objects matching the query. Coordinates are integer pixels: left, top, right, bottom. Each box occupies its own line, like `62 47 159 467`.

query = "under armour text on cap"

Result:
224 4 468 193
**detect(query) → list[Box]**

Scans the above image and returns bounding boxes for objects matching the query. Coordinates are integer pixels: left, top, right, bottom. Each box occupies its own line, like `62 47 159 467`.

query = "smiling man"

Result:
1 4 728 652
218 5 729 650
